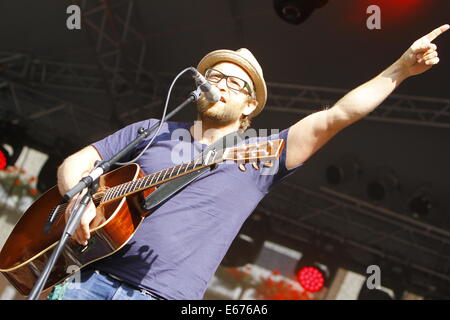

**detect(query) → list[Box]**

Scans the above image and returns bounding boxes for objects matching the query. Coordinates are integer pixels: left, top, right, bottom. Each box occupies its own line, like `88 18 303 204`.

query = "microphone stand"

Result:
27 89 201 300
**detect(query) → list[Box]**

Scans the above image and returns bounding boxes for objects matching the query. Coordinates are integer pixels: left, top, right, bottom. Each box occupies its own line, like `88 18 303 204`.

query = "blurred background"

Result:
0 0 449 300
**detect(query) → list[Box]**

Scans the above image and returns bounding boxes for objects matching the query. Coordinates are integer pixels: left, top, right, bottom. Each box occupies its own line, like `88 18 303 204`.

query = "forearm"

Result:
57 146 101 196
331 61 409 126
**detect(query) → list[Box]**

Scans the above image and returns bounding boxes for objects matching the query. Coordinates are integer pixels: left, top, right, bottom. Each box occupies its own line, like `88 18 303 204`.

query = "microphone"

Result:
189 67 220 103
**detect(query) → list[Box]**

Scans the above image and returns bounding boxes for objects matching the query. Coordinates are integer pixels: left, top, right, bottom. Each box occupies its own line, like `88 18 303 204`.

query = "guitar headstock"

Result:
221 139 285 168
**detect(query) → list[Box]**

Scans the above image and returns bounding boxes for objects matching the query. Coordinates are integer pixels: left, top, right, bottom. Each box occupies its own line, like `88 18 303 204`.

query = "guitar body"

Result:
0 163 154 296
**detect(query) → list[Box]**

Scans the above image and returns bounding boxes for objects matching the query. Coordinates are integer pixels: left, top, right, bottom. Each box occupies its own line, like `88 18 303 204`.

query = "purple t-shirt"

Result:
91 119 300 299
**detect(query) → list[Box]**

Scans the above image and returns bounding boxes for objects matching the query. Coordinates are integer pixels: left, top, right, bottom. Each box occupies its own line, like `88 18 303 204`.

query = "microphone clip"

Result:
190 87 202 101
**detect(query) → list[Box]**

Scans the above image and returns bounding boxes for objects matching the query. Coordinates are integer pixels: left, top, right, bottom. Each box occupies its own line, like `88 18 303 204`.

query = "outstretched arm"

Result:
285 24 449 169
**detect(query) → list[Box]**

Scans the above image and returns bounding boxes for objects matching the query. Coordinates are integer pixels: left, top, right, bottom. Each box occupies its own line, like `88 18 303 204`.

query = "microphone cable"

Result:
115 67 195 166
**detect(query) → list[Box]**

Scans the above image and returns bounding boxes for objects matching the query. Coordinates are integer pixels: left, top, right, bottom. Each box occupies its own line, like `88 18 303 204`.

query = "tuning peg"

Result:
263 161 273 168
238 163 247 172
252 163 260 170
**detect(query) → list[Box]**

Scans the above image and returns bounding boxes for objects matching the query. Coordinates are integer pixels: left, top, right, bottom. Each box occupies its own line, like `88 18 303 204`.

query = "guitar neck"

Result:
99 138 285 204
100 154 221 203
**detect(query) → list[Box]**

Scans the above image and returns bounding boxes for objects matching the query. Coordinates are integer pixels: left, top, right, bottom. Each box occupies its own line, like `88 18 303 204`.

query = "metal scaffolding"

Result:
265 82 450 130
76 0 158 125
0 53 111 152
0 51 161 151
3 50 450 147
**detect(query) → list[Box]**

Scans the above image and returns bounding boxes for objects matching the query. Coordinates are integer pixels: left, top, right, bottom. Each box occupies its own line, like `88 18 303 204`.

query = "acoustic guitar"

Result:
0 139 284 296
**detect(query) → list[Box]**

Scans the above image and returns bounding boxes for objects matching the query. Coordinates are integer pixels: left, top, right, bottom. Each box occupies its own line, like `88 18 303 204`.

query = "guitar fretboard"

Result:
100 154 216 203
97 138 283 204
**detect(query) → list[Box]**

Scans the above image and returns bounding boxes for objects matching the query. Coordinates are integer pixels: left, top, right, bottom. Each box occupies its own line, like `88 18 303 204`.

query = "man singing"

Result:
51 24 448 300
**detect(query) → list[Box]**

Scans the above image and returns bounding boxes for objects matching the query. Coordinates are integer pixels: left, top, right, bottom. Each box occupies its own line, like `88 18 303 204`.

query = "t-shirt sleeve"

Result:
255 126 302 193
91 118 159 162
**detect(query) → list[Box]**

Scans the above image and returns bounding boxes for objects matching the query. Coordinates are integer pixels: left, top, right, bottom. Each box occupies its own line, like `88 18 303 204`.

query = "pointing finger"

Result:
424 24 450 42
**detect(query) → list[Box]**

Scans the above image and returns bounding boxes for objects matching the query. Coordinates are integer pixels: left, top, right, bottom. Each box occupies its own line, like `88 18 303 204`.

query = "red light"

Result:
297 266 325 292
0 149 7 170
346 0 427 29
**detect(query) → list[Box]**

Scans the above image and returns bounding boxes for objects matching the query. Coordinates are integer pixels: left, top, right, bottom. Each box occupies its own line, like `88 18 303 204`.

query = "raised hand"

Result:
397 24 449 77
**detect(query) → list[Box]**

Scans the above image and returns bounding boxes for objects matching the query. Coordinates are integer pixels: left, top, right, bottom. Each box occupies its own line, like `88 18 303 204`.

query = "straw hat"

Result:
196 48 267 117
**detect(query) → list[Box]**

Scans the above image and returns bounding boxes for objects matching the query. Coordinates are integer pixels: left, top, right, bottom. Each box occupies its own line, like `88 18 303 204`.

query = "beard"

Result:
196 95 244 126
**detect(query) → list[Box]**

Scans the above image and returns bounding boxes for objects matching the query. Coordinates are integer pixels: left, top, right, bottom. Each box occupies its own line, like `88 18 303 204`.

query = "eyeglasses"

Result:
205 68 254 97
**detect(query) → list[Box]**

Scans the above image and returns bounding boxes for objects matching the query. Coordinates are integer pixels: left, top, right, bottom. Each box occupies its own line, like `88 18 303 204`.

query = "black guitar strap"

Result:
141 130 246 211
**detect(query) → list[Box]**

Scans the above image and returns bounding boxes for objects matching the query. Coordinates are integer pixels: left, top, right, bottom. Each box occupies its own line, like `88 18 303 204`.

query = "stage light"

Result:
296 263 329 292
0 145 11 170
273 0 329 25
348 0 427 30
0 121 24 170
0 143 20 171
366 169 399 202
408 187 433 218
325 156 362 187
294 239 337 293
